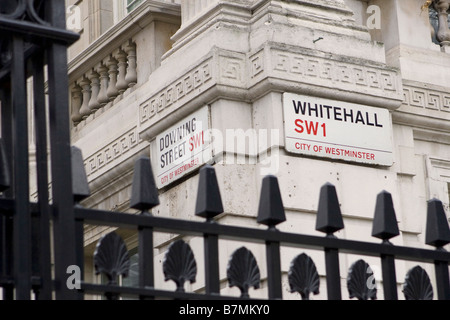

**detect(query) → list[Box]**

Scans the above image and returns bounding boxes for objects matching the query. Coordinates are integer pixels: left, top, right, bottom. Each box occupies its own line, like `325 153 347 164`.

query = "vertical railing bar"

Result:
204 232 220 295
266 239 282 300
11 35 32 300
31 51 53 300
256 175 285 300
380 253 398 300
324 245 341 300
434 258 450 300
0 85 14 300
74 216 85 299
138 221 154 300
46 0 79 300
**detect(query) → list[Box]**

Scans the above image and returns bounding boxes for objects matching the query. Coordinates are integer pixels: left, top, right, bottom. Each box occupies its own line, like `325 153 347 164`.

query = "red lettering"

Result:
304 121 319 135
294 119 304 134
189 131 204 152
295 119 326 136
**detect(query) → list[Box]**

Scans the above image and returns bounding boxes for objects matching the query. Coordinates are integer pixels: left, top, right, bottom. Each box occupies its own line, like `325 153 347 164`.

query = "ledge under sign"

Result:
283 93 394 166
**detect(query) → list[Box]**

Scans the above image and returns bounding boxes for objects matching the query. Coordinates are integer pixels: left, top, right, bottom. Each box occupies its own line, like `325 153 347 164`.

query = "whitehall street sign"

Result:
154 105 212 188
283 93 393 166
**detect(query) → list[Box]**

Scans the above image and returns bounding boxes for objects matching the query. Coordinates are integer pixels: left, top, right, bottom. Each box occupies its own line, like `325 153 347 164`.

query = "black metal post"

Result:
139 223 154 300
380 254 398 300
316 183 344 300
31 52 52 300
266 240 282 300
46 0 79 300
11 35 32 300
324 246 341 300
204 233 220 295
0 85 14 301
256 175 285 300
435 258 450 300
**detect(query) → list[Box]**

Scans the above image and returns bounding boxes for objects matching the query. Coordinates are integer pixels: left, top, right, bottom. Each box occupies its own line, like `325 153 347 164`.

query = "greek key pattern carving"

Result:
270 50 400 95
403 85 450 113
84 127 140 177
250 51 264 78
139 58 213 125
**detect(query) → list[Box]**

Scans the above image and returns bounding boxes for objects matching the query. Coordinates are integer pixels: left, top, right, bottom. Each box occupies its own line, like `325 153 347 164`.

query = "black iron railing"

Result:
71 160 450 300
0 0 449 301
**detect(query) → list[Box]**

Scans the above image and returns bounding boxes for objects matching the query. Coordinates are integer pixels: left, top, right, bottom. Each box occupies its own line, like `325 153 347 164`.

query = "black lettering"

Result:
355 111 365 124
343 108 354 123
366 112 375 126
293 100 308 115
334 107 342 121
160 154 166 169
375 113 383 127
323 105 332 119
309 103 319 117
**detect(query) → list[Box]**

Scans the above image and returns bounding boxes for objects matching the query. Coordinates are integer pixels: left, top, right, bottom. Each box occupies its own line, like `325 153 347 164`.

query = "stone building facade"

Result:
60 0 450 299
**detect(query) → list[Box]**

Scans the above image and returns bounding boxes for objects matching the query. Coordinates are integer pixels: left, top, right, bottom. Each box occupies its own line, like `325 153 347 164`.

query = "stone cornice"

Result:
138 44 403 141
393 80 450 133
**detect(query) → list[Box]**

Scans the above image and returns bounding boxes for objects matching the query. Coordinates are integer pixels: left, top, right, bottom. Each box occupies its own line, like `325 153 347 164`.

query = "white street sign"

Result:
283 93 393 166
154 106 212 188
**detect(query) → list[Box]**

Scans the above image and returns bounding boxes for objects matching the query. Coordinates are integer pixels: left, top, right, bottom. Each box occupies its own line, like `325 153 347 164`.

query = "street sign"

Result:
283 93 393 166
154 106 212 188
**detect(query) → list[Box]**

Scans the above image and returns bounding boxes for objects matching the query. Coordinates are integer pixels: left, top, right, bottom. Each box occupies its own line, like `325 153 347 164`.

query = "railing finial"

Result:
425 198 450 248
130 156 160 212
257 175 286 229
195 164 224 221
372 190 400 242
71 146 90 203
315 182 344 235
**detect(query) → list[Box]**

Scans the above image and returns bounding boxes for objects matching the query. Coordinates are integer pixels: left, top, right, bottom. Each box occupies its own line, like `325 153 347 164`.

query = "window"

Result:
127 0 145 13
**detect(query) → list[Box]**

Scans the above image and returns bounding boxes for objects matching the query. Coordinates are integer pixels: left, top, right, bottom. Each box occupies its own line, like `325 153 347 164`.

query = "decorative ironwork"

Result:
71 146 90 203
0 0 47 25
315 183 344 235
227 247 261 298
130 156 160 212
163 240 197 292
94 232 130 285
195 164 224 220
372 190 400 241
403 266 434 300
347 260 377 300
0 0 449 301
288 253 320 300
256 175 286 229
425 198 450 248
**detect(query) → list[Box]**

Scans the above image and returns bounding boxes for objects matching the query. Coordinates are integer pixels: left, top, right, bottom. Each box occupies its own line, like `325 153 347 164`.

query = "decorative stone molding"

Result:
139 55 214 126
83 127 142 179
402 81 450 113
251 45 402 99
138 44 403 140
392 81 450 132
